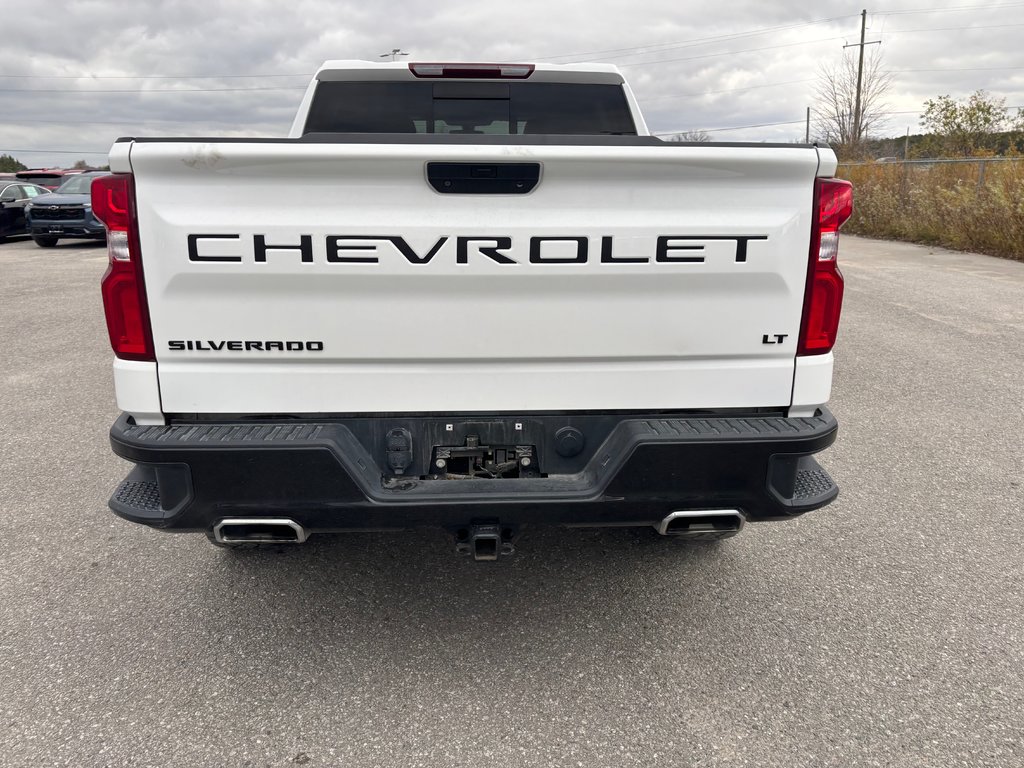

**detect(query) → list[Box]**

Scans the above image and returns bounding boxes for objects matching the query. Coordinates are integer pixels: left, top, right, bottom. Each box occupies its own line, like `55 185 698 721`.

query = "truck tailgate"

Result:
122 140 823 414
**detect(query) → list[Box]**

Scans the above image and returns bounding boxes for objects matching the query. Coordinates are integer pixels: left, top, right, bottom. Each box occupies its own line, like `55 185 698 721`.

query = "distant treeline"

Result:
838 131 1024 162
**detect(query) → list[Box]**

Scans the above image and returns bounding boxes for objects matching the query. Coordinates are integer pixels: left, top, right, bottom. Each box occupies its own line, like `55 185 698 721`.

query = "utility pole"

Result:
379 48 409 62
805 106 811 143
843 10 881 144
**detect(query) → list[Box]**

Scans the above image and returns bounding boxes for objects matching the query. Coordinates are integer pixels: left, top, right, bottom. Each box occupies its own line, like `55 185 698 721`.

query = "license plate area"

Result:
428 436 541 479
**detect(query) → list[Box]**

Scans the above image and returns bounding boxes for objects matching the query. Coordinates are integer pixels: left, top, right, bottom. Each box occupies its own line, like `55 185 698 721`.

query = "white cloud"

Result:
3 0 1022 166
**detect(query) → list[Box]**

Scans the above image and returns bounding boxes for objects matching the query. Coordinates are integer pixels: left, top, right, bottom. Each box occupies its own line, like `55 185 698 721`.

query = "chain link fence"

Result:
834 157 1024 260
840 156 1024 189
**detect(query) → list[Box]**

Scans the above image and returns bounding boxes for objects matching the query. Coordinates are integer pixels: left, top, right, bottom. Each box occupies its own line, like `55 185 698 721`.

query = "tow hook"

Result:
455 522 515 561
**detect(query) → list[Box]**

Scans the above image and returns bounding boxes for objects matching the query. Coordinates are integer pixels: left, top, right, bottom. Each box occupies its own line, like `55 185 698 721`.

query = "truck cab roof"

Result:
314 60 625 82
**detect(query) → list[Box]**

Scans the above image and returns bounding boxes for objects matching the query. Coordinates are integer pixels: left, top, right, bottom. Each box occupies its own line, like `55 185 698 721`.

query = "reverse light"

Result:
92 174 154 361
798 178 852 356
409 62 535 79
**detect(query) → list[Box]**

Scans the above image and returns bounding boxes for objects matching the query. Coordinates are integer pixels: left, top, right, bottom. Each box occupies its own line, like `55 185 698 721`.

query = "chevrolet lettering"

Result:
187 234 771 265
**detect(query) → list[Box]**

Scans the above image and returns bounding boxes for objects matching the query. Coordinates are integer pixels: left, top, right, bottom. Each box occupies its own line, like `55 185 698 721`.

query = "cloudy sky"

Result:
3 0 1023 168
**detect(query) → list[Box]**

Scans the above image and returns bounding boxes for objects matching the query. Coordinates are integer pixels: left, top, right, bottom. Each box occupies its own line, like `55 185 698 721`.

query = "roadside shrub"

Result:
836 159 1024 261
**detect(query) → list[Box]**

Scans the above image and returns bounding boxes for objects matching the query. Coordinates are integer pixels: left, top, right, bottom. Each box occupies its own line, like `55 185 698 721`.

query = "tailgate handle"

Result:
427 162 540 194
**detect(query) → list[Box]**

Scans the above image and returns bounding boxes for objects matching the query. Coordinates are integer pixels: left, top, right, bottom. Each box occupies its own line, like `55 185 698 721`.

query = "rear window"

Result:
16 173 63 186
56 174 107 194
304 81 636 136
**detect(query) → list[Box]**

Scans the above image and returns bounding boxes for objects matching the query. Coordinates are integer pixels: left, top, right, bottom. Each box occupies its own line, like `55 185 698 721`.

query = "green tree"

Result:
919 91 1020 157
0 153 27 172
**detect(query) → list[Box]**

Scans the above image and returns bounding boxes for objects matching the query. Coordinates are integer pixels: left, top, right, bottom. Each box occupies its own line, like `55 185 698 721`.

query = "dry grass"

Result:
836 160 1024 261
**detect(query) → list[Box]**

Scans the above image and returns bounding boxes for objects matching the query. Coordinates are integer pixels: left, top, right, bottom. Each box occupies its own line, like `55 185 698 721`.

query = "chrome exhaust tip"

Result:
656 510 745 539
213 518 308 544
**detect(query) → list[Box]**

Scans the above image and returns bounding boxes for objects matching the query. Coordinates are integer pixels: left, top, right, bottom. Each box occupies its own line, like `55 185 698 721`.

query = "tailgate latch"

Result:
430 434 540 479
427 162 540 194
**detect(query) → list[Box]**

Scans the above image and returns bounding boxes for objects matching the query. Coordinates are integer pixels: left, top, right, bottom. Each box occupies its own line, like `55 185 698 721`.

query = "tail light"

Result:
92 174 154 361
798 178 853 356
409 63 535 79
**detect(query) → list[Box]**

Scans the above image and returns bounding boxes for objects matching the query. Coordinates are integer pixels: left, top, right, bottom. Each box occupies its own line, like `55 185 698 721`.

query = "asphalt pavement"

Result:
1 234 1022 767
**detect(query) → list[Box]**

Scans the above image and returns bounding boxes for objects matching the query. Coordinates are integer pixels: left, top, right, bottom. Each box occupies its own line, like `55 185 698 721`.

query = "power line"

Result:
877 2 1024 15
884 21 1024 32
638 65 1024 105
9 64 1007 111
0 148 110 154
4 11 1020 88
0 36 847 93
0 118 281 126
654 105 1024 136
638 79 817 103
0 73 311 79
0 75 819 127
0 4 1019 87
0 86 306 93
6 57 1018 94
889 66 1024 71
615 36 846 67
535 15 857 61
2 61 1016 103
0 80 832 128
536 4 1024 64
653 119 807 135
9 101 1024 152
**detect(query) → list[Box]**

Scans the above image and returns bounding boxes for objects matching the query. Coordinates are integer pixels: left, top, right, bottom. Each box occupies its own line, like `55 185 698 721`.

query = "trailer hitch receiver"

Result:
455 522 515 561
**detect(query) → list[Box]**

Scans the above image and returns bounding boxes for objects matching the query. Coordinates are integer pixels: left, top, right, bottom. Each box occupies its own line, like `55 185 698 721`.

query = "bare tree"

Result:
813 50 891 155
668 130 712 143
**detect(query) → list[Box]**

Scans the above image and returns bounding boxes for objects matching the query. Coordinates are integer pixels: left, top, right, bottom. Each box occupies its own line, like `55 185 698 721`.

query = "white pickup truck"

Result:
98 60 850 558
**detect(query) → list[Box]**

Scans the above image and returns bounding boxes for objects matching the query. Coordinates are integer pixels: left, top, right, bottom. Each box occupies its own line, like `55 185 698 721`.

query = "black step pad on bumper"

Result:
108 409 839 532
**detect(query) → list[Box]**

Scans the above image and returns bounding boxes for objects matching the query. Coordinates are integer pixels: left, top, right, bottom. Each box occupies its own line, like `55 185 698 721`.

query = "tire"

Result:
33 236 58 248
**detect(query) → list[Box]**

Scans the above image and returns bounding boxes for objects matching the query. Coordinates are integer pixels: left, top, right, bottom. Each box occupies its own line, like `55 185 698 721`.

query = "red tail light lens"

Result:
92 174 154 361
92 175 130 230
798 178 852 356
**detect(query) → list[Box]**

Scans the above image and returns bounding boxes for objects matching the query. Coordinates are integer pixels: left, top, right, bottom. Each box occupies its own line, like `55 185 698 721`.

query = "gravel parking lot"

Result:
1 234 1022 767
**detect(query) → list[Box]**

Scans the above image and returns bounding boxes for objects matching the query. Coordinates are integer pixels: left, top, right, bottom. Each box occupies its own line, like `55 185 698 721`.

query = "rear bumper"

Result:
28 221 105 238
108 409 840 533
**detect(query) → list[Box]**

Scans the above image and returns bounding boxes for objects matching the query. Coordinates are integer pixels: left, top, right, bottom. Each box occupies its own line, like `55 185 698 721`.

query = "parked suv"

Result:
26 171 110 247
